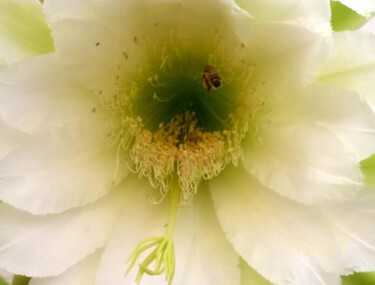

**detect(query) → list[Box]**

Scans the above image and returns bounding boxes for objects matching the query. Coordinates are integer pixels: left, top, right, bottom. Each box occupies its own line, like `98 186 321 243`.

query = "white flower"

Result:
1 1 375 285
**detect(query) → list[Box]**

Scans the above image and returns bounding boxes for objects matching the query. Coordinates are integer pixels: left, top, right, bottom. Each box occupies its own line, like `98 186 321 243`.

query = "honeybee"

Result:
202 65 222 91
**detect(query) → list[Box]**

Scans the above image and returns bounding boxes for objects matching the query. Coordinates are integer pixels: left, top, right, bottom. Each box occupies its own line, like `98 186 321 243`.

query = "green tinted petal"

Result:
342 272 375 285
11 276 30 285
361 155 375 186
333 0 375 18
0 0 53 66
0 277 9 285
240 259 272 285
331 1 368 31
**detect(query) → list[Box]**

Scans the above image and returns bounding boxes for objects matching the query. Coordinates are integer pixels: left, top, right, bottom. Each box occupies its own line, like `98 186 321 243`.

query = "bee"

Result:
202 65 222 91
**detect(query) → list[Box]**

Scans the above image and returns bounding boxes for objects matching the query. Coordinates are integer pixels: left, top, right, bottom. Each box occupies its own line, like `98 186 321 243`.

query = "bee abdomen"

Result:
208 73 222 88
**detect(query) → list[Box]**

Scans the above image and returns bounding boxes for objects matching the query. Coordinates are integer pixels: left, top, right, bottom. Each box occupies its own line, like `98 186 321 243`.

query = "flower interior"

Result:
92 22 264 284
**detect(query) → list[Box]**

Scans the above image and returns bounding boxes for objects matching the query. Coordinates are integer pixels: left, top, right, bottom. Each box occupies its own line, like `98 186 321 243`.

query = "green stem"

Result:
166 179 180 238
11 276 31 285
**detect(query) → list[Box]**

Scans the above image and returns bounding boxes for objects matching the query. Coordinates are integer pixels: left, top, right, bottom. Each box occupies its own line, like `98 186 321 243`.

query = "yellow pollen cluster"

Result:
123 111 244 204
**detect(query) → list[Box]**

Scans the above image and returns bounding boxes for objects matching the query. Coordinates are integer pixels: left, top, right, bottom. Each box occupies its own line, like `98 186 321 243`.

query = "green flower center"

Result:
93 29 263 284
95 32 261 202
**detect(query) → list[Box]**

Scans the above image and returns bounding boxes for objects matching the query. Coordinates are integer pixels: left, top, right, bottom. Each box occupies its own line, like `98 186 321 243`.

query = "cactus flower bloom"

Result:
1 1 375 285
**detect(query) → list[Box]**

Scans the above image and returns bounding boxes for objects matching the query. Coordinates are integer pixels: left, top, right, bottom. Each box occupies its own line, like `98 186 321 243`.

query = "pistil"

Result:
126 178 180 285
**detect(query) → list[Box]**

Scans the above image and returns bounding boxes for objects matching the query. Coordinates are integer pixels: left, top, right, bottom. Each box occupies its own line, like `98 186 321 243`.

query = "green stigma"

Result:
126 178 180 284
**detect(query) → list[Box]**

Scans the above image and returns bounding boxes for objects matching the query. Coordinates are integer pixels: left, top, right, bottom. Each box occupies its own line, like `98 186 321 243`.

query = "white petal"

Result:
320 32 375 112
44 0 240 49
0 269 13 284
0 119 26 161
173 185 240 285
95 178 239 285
0 0 53 66
333 0 375 17
239 22 332 105
45 0 330 96
301 84 375 161
44 0 236 26
212 170 375 284
0 188 126 277
361 17 375 35
325 190 375 275
235 0 331 23
45 0 330 110
0 54 105 134
210 168 342 285
94 176 167 285
271 83 375 161
0 119 128 215
30 250 103 285
243 122 363 205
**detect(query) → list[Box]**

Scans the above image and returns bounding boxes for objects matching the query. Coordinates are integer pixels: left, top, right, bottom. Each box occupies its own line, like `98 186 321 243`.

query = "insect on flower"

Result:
202 65 222 91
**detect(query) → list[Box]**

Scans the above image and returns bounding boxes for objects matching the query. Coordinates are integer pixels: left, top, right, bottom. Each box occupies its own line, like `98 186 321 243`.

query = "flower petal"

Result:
243 122 363 205
95 178 240 285
173 185 240 285
333 0 375 17
30 250 103 285
44 0 236 25
210 168 375 285
320 31 375 112
240 258 272 285
361 17 375 34
0 119 128 215
326 190 375 275
0 119 26 161
0 54 105 134
210 168 341 285
0 0 53 66
235 0 331 23
239 22 332 105
45 0 330 108
271 83 375 161
299 84 375 161
0 188 126 277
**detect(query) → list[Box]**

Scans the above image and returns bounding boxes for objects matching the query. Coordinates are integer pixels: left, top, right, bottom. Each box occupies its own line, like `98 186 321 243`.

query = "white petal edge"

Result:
333 0 375 17
240 258 272 285
0 119 26 161
210 168 375 285
0 187 126 277
235 0 331 28
0 54 106 135
270 83 375 161
361 17 375 35
319 31 375 113
0 119 128 215
30 250 103 285
243 122 363 205
300 84 375 161
238 21 332 106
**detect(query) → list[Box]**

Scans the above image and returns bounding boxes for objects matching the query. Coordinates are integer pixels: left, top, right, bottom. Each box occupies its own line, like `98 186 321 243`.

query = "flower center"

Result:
95 31 261 204
92 29 263 284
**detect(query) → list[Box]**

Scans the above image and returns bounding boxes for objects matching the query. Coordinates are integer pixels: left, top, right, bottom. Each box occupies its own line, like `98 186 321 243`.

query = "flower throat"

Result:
96 33 260 204
93 30 262 284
